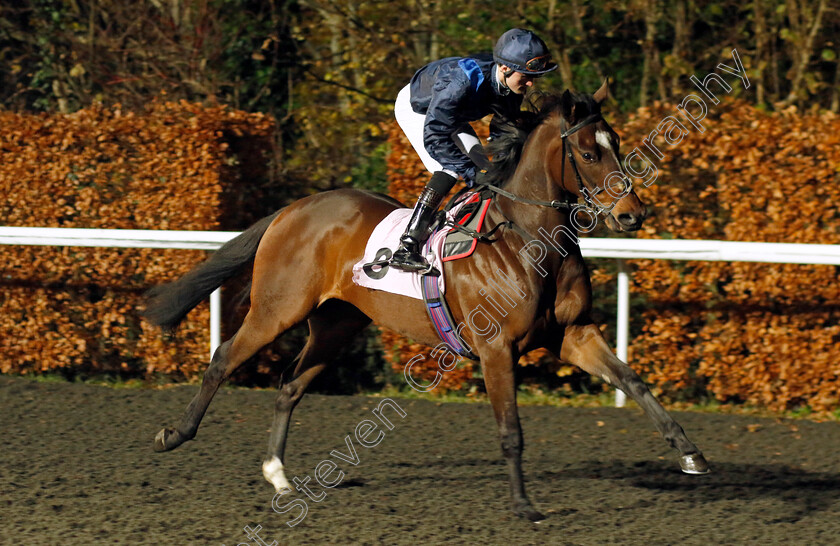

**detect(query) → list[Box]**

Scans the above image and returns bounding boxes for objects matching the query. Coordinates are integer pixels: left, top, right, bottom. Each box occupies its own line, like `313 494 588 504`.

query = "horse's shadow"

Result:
534 459 840 520
382 458 840 520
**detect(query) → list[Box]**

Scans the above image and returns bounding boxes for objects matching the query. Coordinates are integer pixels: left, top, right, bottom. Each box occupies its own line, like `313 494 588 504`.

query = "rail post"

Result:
210 288 222 359
615 259 629 407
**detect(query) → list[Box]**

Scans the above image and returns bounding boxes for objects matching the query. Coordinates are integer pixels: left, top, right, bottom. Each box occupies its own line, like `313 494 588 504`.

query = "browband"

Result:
560 113 603 138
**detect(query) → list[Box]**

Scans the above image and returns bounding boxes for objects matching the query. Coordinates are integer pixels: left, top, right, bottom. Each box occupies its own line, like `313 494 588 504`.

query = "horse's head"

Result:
541 81 647 232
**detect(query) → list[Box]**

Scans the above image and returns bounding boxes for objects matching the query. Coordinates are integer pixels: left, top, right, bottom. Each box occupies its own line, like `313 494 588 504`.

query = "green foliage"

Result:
350 142 389 193
0 0 299 118
5 0 839 189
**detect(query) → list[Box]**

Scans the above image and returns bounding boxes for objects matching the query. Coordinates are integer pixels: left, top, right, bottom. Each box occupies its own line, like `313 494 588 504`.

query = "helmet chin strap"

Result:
498 65 514 93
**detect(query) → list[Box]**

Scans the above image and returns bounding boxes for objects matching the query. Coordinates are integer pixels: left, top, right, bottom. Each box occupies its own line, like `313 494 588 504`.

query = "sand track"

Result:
2 375 839 545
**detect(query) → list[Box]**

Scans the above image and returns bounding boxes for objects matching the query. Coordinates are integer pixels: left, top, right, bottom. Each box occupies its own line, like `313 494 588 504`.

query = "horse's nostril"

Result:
617 213 636 226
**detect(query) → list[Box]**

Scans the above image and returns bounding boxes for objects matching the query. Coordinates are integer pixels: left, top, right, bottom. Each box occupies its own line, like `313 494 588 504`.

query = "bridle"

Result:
559 112 605 211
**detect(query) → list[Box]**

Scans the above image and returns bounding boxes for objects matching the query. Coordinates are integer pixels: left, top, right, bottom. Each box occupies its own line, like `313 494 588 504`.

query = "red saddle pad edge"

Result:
441 196 492 262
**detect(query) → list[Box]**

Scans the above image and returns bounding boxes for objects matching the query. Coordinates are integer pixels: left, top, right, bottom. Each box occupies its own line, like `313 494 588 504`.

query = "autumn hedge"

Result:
0 101 275 379
622 99 840 412
2 98 838 412
385 99 840 412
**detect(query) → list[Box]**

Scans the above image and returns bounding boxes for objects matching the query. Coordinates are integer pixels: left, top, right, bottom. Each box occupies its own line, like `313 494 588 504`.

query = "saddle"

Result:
419 188 493 360
438 188 494 262
352 188 494 360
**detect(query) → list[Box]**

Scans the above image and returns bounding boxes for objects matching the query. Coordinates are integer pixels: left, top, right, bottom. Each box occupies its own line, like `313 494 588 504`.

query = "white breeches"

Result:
394 84 481 179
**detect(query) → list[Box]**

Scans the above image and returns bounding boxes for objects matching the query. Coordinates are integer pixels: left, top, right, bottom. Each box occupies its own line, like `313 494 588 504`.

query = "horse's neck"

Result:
499 123 573 245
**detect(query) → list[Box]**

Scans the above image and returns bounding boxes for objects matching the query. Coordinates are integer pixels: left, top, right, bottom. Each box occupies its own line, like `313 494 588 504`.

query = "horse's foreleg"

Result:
262 303 370 492
261 362 327 492
154 302 304 452
558 323 709 474
480 346 545 522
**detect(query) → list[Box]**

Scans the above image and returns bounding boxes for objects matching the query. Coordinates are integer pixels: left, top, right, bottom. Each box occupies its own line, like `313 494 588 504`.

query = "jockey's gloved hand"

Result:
474 169 490 186
468 146 492 171
466 147 491 188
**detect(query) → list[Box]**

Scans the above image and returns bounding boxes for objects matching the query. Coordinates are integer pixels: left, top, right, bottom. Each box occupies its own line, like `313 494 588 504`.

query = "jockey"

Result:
390 28 557 272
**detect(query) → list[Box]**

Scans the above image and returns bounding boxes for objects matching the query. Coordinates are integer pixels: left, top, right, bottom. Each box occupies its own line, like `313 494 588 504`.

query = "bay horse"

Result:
144 81 709 522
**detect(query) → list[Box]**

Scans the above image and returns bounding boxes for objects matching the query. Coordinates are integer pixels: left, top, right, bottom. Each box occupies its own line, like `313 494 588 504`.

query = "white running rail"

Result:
2 226 839 406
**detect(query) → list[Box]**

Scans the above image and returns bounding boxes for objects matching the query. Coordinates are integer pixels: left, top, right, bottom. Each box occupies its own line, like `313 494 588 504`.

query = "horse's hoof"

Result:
679 453 710 475
512 502 546 522
262 456 292 492
154 428 179 452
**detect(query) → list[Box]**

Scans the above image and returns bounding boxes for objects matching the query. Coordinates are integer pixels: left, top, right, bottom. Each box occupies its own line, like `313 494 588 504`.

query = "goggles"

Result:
523 54 551 72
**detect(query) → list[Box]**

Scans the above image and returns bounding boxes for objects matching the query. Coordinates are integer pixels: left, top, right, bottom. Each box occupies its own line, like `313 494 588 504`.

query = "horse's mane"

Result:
483 91 601 187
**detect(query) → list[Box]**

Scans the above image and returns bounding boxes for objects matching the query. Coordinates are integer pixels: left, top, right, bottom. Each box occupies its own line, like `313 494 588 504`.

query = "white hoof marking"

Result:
262 456 292 492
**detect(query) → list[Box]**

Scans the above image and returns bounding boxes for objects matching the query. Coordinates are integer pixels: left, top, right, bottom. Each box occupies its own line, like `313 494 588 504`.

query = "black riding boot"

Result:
390 172 455 273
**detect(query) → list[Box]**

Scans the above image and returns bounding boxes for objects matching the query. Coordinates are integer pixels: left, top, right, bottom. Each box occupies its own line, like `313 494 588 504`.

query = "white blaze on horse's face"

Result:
595 130 613 153
596 129 623 173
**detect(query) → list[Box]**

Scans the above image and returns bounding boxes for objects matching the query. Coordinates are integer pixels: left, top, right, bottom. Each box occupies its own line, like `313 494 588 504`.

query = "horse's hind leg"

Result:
558 323 710 474
262 300 370 491
154 297 314 452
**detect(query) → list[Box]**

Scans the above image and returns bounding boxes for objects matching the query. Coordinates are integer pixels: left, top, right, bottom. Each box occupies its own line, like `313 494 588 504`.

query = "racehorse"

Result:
143 81 709 522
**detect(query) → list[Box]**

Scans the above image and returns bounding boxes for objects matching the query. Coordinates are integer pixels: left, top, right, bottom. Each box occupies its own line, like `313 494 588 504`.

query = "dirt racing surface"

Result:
2 374 840 545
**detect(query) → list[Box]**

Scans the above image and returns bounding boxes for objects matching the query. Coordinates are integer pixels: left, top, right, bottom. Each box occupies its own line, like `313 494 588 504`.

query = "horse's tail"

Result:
141 210 282 331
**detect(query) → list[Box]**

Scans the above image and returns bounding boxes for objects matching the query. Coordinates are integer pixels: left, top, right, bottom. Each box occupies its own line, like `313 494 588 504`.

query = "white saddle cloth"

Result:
351 206 463 300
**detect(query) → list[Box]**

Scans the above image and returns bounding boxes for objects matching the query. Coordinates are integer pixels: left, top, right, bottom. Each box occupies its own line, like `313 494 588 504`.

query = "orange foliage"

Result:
0 101 274 379
616 99 840 411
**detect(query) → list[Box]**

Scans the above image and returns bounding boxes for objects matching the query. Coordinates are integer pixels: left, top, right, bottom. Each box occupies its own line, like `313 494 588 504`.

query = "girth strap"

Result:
420 273 480 361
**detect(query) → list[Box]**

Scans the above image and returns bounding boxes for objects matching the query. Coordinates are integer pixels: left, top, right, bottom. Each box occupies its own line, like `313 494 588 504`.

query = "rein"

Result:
476 182 573 211
468 111 605 245
444 213 532 244
477 111 605 213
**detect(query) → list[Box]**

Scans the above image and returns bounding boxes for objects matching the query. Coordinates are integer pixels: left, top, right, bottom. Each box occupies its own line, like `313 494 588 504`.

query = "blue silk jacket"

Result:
408 53 523 183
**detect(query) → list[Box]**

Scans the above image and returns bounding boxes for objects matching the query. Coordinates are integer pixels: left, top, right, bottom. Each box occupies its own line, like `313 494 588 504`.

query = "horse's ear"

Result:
593 77 610 104
560 90 575 123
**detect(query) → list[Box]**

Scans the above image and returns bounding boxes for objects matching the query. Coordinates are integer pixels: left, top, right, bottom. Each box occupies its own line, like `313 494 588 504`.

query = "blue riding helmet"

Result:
493 28 558 75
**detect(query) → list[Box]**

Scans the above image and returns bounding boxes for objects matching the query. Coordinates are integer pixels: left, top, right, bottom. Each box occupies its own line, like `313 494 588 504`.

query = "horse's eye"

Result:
582 152 594 161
